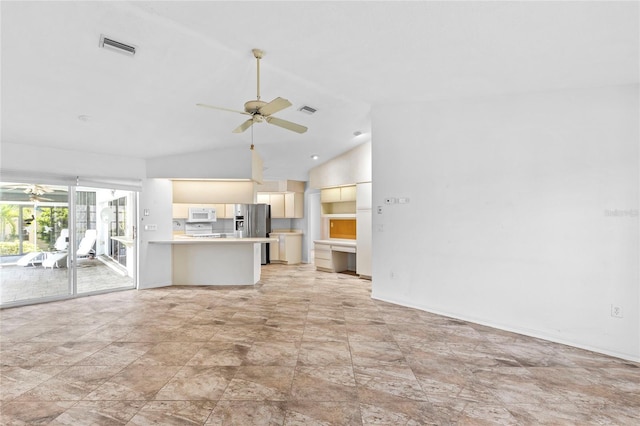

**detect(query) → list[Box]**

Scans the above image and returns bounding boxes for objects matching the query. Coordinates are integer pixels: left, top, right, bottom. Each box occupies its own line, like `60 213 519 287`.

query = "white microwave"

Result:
187 207 217 222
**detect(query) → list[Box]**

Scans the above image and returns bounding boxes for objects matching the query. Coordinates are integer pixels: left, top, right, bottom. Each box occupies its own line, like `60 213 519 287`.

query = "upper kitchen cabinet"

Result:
321 185 356 203
258 192 303 219
269 193 286 218
172 203 236 219
256 179 305 219
321 185 357 216
172 180 255 204
284 193 304 218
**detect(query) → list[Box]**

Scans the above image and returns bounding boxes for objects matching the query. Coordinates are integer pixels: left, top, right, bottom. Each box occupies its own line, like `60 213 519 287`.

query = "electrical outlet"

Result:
384 197 396 205
611 305 623 318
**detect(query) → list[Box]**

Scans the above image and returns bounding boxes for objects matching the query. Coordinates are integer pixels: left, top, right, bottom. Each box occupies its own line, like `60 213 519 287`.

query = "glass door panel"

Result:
76 188 136 295
0 182 71 305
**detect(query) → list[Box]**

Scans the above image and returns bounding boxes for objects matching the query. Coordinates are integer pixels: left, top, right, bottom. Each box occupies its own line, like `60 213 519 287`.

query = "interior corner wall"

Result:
371 85 640 361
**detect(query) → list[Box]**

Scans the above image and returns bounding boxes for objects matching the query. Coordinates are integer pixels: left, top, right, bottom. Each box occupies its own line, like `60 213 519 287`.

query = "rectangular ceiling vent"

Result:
298 105 317 115
99 34 136 56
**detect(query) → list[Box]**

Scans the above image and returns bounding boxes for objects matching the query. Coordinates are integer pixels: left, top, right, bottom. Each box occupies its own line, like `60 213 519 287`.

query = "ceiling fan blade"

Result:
196 103 251 116
232 118 255 133
265 116 308 134
258 97 291 116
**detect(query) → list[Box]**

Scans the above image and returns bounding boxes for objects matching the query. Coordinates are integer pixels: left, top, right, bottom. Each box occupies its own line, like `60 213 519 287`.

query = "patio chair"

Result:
17 229 68 267
42 251 68 269
77 229 97 258
16 251 46 267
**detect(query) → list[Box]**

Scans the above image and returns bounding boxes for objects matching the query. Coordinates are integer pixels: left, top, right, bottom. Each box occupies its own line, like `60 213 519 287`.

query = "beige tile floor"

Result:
1 263 638 425
1 256 134 305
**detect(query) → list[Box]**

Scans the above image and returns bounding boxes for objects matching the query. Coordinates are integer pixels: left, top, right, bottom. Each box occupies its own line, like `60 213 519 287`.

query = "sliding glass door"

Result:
0 182 137 307
76 187 136 295
0 183 71 305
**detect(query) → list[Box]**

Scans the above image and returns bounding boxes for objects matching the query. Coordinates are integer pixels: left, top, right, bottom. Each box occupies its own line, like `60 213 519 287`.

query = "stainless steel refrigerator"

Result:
234 203 271 264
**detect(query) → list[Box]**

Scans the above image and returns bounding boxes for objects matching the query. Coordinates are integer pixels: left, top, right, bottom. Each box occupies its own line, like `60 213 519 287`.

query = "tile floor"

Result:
1 263 638 425
1 256 134 305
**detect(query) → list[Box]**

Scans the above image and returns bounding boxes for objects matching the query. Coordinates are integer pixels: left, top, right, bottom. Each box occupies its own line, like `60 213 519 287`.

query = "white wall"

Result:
1 142 146 180
146 145 254 179
371 85 639 361
138 178 173 289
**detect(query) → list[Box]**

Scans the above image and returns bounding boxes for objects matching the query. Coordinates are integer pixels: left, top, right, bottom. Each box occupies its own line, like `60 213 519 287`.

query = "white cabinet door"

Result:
283 234 302 264
356 182 372 210
224 204 237 219
356 211 372 277
284 193 304 218
270 193 286 218
314 242 333 271
321 187 341 203
270 236 280 261
340 185 357 202
172 203 189 219
256 193 270 204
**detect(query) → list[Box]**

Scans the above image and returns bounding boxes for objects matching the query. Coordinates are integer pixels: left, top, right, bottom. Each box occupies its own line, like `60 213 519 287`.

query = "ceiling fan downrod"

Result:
252 48 263 101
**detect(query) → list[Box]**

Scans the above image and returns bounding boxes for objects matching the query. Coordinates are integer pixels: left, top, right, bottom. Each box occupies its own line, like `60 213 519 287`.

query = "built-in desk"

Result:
314 239 356 273
149 236 277 286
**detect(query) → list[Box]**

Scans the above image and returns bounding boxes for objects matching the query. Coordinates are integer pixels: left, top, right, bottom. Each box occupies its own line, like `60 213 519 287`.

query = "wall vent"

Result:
298 105 317 115
99 35 136 56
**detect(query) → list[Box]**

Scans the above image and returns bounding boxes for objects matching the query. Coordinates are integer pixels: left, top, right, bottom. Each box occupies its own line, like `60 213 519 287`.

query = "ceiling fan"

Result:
197 49 308 134
5 184 55 202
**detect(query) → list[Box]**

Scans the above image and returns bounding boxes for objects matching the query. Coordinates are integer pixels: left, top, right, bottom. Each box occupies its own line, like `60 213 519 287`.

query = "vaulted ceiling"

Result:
2 1 637 180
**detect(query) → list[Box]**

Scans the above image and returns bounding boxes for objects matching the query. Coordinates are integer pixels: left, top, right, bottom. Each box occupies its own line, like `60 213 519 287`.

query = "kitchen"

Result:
143 142 372 288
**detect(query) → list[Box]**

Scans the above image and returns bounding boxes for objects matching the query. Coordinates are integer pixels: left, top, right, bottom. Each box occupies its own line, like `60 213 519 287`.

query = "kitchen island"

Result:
149 236 277 286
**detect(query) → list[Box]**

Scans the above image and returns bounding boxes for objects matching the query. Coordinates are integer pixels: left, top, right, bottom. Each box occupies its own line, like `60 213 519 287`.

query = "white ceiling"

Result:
2 1 638 181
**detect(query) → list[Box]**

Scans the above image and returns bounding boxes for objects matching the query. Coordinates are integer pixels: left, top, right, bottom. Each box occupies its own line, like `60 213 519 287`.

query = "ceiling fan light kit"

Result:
197 48 308 135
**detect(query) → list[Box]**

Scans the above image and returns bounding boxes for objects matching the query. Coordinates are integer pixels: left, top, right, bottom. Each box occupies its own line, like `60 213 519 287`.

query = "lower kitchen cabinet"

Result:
270 232 302 264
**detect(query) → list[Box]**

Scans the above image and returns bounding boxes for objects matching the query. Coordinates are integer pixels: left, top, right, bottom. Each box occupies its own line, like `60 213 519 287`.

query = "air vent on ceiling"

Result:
298 105 317 115
99 34 136 56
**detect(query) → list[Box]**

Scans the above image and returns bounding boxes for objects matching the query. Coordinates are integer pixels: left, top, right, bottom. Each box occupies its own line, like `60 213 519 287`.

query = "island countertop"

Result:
149 236 277 245
150 236 276 286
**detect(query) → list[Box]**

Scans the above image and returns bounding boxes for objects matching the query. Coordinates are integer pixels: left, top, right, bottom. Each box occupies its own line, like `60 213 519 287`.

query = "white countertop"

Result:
150 236 277 245
270 229 303 235
111 236 135 246
314 239 357 247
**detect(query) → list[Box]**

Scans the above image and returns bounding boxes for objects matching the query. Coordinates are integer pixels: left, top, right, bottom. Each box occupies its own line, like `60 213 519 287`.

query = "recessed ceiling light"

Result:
311 154 319 160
